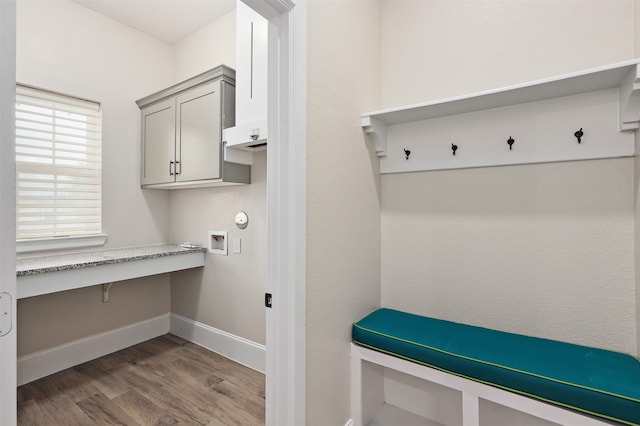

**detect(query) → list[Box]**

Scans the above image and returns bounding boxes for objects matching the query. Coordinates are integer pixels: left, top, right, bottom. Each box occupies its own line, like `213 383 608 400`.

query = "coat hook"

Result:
574 128 584 143
507 136 515 150
404 149 411 160
451 143 458 156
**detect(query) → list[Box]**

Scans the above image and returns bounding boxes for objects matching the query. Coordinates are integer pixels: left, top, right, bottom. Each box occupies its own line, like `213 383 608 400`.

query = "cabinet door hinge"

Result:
265 293 272 308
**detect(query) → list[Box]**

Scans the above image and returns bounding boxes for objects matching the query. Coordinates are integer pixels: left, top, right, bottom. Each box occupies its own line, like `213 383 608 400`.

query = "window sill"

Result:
16 234 108 254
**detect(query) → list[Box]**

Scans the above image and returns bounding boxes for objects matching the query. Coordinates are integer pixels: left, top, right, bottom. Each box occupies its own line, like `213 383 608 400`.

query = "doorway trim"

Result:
0 0 16 424
0 1 306 424
244 1 307 425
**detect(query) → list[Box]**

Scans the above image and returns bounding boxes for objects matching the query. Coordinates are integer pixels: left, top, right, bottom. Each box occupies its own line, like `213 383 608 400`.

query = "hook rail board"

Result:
362 60 640 174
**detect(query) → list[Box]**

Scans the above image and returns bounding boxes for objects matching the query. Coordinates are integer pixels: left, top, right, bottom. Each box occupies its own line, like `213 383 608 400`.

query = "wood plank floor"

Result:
17 334 265 425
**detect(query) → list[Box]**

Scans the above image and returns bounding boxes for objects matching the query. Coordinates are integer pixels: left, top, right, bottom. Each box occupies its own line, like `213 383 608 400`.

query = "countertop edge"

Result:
16 244 207 276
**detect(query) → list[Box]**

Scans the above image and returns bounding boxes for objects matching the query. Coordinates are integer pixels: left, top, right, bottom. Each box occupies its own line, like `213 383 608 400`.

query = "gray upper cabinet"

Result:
137 65 249 189
175 82 221 182
140 98 175 186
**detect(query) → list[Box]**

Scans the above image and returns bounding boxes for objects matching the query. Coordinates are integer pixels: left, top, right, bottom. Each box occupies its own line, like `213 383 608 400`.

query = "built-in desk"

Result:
16 244 206 299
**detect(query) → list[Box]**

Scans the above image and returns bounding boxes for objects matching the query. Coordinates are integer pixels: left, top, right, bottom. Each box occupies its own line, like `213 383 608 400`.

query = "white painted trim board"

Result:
0 0 17 423
17 313 266 386
170 313 266 374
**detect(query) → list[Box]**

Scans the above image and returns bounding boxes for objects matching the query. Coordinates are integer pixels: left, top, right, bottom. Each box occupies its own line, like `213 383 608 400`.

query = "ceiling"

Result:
72 0 236 44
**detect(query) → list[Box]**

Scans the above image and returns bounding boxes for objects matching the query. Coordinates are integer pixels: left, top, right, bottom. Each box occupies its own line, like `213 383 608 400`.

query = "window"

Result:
15 85 104 251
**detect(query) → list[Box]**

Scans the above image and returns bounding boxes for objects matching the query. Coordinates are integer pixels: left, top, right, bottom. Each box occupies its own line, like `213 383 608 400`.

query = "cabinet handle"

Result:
175 160 181 175
169 161 174 176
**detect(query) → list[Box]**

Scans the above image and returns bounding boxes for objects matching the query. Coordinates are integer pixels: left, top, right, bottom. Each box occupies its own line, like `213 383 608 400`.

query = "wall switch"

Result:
233 237 241 254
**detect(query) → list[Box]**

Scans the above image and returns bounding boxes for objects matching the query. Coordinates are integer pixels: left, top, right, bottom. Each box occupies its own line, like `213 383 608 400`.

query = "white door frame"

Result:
0 0 16 424
242 1 306 425
0 1 305 424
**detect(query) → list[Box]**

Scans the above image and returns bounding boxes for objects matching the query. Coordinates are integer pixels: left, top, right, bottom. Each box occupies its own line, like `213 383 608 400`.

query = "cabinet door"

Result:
226 1 268 146
176 81 221 182
141 98 176 186
237 2 267 124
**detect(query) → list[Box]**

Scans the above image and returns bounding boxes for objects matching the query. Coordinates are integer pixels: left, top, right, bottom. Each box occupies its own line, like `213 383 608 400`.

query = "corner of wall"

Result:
635 131 640 357
305 0 382 424
172 8 236 83
635 0 640 58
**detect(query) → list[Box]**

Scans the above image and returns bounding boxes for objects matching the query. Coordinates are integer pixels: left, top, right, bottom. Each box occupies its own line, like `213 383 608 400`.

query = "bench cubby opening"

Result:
352 343 621 426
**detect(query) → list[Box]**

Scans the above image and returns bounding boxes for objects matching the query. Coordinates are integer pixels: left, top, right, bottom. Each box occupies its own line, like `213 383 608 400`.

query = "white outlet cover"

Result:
208 231 228 255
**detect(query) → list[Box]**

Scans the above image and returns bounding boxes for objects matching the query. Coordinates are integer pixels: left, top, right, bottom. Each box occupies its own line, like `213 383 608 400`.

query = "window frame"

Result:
15 84 106 253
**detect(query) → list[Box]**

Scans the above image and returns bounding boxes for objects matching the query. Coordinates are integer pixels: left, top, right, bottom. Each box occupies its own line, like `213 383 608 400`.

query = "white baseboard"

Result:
170 313 266 374
17 314 170 386
17 313 266 386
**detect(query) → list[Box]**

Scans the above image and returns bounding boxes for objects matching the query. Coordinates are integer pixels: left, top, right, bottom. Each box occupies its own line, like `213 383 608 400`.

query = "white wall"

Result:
635 129 640 356
18 275 170 355
381 0 633 108
0 0 16 422
170 152 267 345
17 0 174 250
16 0 175 355
173 9 235 82
379 0 637 355
169 9 267 346
382 159 635 354
306 1 381 424
15 0 259 362
634 0 640 358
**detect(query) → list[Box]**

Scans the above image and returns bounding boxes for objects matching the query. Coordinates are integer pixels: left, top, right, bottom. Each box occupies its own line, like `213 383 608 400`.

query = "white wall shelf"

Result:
363 60 640 174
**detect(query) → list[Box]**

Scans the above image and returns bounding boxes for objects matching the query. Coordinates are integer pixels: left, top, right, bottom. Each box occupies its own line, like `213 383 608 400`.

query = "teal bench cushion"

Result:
352 308 640 426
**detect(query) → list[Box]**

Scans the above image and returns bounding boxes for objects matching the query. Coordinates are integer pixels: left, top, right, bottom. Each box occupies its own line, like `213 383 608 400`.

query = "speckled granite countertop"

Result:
17 244 206 276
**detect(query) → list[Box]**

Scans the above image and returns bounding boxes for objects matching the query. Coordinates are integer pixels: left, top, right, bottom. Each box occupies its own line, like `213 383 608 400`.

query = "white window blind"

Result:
15 85 102 241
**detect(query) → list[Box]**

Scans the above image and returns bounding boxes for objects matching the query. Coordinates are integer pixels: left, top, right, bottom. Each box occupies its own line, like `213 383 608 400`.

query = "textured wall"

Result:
173 9 236 83
16 0 174 355
168 12 267 345
169 152 267 345
17 276 170 356
635 0 640 358
17 0 175 249
635 1 640 58
379 1 637 355
381 0 633 109
382 159 635 354
306 0 382 424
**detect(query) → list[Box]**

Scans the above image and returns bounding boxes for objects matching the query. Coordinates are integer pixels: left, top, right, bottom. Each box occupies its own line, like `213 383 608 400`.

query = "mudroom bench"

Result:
351 308 640 426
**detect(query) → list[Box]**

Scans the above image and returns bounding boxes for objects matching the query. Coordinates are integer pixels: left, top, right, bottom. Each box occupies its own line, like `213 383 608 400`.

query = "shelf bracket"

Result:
102 282 113 303
619 64 640 132
362 116 387 157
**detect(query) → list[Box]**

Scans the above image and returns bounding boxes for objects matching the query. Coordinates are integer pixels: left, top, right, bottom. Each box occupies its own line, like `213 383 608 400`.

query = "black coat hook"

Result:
574 128 584 143
507 136 515 150
404 149 411 160
451 143 458 156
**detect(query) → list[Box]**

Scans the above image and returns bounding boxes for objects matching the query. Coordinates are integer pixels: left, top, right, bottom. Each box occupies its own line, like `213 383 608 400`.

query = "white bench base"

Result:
351 343 619 426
